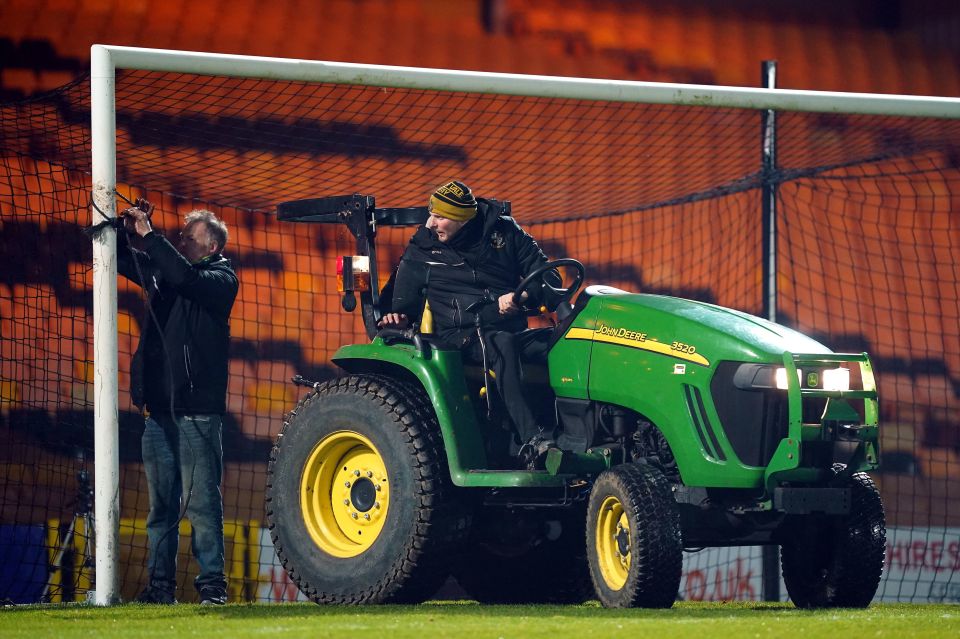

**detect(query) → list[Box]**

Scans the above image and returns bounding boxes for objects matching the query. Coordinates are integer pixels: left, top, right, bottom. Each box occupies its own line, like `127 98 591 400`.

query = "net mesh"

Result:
1 69 959 603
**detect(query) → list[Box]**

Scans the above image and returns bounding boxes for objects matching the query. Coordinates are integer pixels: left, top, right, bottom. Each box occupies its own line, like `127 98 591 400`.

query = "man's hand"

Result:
498 291 528 315
378 312 409 329
122 198 155 237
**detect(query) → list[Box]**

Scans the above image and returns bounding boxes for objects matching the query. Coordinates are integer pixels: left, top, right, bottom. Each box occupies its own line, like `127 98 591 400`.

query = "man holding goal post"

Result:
118 199 238 605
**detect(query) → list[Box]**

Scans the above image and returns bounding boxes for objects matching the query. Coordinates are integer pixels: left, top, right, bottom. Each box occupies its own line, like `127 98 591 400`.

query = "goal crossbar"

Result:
97 45 960 119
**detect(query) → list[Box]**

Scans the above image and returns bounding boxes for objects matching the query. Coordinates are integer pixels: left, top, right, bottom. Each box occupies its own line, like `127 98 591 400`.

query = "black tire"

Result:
781 469 886 608
454 506 593 604
586 464 682 608
265 374 469 604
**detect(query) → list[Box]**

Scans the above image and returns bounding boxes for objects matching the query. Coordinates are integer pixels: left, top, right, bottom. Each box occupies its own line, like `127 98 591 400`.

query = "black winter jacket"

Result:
385 199 559 348
118 231 238 415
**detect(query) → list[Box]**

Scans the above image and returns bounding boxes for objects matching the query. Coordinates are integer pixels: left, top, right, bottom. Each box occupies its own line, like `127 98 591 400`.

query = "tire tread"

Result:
265 374 468 604
586 463 682 608
781 469 886 609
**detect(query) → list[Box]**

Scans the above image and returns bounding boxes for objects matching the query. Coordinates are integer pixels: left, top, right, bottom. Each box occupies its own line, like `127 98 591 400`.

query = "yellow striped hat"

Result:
428 180 477 222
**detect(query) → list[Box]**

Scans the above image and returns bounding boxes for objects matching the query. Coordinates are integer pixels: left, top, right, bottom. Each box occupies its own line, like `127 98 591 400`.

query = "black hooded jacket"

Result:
385 198 559 348
118 231 238 415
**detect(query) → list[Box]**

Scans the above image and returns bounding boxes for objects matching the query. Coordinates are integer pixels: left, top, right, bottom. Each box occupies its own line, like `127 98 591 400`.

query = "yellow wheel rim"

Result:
595 495 630 590
300 430 390 558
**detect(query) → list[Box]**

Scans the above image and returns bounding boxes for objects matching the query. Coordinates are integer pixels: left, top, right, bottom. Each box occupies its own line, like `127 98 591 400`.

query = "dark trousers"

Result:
463 327 552 443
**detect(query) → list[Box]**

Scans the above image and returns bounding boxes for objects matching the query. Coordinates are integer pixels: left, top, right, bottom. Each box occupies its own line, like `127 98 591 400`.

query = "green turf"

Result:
1 602 957 639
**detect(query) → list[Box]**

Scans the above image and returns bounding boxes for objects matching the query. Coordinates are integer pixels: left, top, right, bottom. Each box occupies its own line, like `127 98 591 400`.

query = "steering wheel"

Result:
512 258 585 313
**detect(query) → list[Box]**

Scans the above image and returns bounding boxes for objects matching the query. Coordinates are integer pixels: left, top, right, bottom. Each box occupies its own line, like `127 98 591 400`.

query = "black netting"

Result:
2 70 959 603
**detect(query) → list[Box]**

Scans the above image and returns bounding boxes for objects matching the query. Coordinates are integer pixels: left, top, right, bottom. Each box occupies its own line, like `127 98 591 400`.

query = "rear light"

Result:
336 256 370 293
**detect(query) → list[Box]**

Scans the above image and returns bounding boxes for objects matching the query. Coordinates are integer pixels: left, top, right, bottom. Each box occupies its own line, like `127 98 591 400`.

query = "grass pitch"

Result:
1 601 956 639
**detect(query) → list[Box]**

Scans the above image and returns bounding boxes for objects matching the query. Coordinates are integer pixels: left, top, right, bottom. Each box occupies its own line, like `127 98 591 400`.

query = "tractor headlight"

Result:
732 363 851 392
774 367 801 390
733 363 797 390
822 367 851 392
773 367 803 390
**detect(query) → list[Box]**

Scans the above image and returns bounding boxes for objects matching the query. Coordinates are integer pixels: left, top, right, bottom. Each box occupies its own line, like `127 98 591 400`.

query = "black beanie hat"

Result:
428 180 478 222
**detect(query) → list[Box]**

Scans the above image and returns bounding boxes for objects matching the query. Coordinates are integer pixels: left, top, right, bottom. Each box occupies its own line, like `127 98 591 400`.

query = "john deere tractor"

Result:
265 194 885 608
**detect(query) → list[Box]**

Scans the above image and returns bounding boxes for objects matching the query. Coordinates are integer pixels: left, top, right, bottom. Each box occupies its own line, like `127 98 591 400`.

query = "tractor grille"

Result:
710 361 789 467
683 384 727 462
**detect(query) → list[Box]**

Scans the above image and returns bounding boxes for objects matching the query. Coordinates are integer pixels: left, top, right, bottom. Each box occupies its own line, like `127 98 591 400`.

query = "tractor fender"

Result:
332 339 488 483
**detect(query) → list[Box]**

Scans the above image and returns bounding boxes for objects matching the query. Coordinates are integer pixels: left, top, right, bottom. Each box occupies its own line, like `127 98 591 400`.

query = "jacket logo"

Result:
490 231 506 249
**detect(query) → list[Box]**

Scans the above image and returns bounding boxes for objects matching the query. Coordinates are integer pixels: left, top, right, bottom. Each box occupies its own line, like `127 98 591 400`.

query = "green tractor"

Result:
265 194 885 608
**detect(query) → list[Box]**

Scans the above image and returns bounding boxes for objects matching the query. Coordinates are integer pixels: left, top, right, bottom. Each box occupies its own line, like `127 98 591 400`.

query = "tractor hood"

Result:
548 286 856 488
616 293 831 360
565 287 832 368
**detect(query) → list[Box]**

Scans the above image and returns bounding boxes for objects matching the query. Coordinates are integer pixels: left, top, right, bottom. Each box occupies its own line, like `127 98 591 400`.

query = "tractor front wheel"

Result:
780 468 886 608
586 463 682 608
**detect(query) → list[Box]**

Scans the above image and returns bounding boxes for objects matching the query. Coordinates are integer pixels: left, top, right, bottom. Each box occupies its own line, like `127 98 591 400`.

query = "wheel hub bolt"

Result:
344 481 351 488
343 499 350 506
364 514 371 520
351 512 358 519
353 470 361 476
366 471 373 478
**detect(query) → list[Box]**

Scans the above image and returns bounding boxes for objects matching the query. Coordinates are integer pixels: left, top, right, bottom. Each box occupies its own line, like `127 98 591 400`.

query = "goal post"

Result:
89 44 120 607
88 45 960 606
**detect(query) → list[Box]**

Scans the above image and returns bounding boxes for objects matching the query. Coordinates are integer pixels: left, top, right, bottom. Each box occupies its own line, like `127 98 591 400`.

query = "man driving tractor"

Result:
378 180 562 467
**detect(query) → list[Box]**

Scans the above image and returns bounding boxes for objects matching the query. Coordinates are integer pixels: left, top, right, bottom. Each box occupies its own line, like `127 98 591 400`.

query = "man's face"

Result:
426 213 465 243
178 221 215 263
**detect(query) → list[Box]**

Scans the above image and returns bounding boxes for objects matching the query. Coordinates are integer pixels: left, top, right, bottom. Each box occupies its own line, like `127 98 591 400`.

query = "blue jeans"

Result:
141 413 226 594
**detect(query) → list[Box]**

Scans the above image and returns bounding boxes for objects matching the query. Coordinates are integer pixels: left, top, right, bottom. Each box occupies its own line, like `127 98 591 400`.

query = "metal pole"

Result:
97 45 960 119
761 61 778 324
760 59 781 603
90 44 121 606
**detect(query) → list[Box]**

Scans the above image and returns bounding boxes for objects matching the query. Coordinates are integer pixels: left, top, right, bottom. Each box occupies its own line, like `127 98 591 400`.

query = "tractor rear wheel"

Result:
780 468 886 608
586 463 682 608
265 374 468 603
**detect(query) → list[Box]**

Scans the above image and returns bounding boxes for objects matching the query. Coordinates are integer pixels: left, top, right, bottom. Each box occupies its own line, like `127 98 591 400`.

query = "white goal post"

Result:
89 44 960 606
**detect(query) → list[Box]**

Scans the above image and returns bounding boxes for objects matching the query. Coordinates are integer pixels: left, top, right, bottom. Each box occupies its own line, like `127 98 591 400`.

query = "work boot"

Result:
518 434 557 470
198 585 227 606
135 583 176 605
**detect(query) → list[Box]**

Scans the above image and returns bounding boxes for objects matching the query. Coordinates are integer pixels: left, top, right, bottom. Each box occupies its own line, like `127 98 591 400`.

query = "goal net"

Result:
1 48 959 604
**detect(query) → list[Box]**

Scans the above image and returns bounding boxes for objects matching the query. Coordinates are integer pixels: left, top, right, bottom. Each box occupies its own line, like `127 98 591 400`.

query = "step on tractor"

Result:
265 194 886 608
